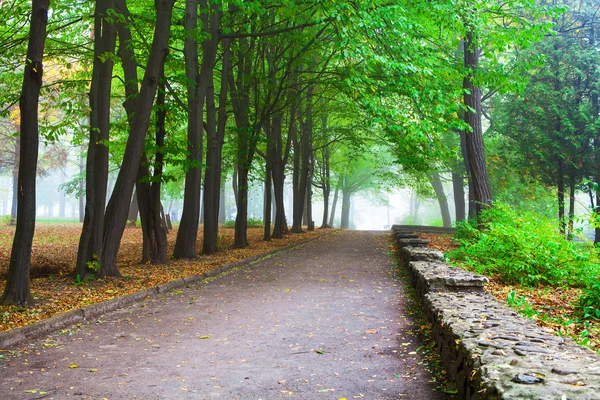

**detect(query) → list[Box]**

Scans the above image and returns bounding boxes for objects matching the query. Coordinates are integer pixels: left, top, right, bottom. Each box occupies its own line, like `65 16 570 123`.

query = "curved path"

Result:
1 231 446 399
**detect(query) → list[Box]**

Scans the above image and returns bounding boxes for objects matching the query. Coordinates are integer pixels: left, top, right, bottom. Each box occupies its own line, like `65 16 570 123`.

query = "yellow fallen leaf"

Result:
68 363 80 369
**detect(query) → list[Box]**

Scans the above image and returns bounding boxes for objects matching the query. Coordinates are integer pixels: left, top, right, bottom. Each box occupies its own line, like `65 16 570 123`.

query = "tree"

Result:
1 0 49 305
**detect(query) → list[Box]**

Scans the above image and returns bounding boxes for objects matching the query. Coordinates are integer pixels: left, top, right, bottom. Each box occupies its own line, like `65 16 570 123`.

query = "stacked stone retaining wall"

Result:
392 225 600 400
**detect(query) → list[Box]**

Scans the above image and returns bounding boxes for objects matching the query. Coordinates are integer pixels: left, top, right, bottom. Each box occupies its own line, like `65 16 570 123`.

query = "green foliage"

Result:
448 203 600 287
223 218 264 228
506 290 540 319
581 283 600 321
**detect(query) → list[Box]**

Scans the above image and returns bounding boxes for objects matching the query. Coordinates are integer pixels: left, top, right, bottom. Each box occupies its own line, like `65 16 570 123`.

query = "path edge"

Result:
0 230 337 349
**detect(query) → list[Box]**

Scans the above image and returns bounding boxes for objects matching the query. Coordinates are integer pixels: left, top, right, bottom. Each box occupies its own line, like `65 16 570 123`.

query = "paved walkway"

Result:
1 231 446 399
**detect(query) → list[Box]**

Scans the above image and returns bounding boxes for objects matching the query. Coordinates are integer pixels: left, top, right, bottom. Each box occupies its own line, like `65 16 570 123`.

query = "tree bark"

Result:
10 136 19 225
263 156 272 241
329 185 338 228
557 157 566 236
100 0 175 276
463 29 492 218
218 175 226 224
568 166 576 239
78 144 85 223
127 189 138 226
1 0 48 306
173 0 204 259
429 172 451 227
271 109 291 238
76 0 116 280
452 171 466 222
292 83 313 233
136 78 168 265
202 17 229 255
341 185 350 230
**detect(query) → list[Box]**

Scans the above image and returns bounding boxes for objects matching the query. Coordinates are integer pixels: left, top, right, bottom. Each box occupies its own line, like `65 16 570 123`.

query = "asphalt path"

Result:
0 231 447 399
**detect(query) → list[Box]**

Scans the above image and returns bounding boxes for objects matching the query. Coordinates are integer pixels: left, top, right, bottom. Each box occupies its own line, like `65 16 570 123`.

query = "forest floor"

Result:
0 231 450 399
419 232 600 354
0 223 325 333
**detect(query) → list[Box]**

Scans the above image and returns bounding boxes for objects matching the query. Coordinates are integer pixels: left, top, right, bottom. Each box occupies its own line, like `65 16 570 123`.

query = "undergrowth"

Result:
447 202 600 323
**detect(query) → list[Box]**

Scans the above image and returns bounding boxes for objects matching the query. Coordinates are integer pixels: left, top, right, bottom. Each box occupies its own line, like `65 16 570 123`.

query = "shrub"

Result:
448 202 600 287
223 218 264 228
580 283 600 320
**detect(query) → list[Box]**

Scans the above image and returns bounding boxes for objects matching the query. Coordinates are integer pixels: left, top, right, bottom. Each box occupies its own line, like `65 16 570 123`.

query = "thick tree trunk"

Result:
429 171 451 228
463 29 492 218
100 0 175 276
1 0 48 306
174 0 203 259
329 185 338 228
76 0 116 280
452 171 466 222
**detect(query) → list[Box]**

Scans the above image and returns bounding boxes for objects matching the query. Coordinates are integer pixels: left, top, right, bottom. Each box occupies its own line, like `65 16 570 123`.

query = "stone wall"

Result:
392 225 600 400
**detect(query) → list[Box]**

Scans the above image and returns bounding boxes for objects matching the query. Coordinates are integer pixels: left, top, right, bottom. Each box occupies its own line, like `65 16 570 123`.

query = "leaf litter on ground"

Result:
0 224 327 332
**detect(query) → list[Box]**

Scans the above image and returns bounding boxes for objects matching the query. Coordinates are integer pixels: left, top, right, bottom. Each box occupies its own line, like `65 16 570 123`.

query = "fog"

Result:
0 169 595 241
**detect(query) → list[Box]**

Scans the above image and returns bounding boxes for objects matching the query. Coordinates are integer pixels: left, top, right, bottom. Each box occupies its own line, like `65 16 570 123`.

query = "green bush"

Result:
580 283 600 320
448 202 600 287
223 217 264 228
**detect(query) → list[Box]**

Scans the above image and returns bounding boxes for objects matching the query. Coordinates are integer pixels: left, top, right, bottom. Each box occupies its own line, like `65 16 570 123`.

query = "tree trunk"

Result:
271 109 290 238
429 171 451 228
263 158 272 241
100 0 175 276
202 21 228 255
127 189 138 226
306 154 314 231
328 185 338 228
10 137 18 225
452 171 466 222
174 0 203 259
341 187 350 230
463 29 492 218
136 78 168 265
234 168 250 247
567 166 576 239
218 175 226 224
76 0 116 280
292 83 313 233
232 167 238 210
557 158 566 236
1 0 48 306
78 143 85 223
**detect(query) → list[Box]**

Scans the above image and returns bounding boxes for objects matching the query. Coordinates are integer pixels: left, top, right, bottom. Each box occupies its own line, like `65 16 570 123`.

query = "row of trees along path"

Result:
3 0 599 307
